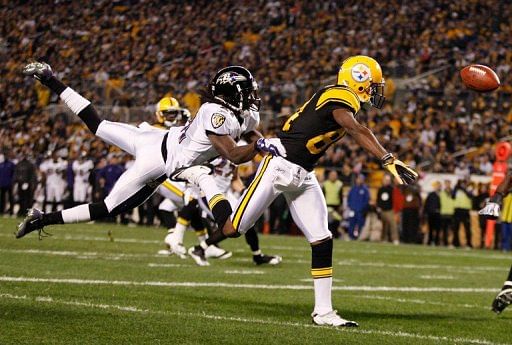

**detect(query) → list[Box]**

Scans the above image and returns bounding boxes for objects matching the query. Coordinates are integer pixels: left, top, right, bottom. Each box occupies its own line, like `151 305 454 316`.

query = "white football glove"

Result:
479 202 501 220
255 138 287 157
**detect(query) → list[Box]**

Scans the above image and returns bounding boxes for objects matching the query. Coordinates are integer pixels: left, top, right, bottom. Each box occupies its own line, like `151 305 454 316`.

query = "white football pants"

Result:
231 155 331 243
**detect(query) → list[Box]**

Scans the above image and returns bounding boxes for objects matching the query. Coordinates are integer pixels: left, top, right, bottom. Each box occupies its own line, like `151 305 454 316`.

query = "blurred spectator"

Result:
500 193 512 252
452 179 474 248
377 174 398 245
347 174 369 240
440 180 455 247
425 181 442 245
359 203 382 242
13 155 37 216
0 152 15 216
40 151 67 212
401 184 422 244
474 183 490 248
322 170 343 238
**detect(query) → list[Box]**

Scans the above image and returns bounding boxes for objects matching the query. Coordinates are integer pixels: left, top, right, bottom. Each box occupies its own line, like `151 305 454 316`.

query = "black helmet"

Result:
209 66 261 113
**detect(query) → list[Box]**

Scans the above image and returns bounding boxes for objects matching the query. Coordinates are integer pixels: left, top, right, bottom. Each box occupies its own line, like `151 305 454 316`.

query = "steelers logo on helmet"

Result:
351 64 371 83
211 113 226 129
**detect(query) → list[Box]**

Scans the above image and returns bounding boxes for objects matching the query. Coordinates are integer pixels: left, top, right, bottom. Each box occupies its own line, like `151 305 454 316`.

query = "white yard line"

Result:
0 292 505 345
148 263 189 268
0 276 499 293
224 270 265 275
0 248 506 272
419 275 456 280
355 294 489 311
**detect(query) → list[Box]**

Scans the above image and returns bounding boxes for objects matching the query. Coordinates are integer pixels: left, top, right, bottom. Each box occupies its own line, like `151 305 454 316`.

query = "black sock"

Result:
244 227 260 252
205 230 227 246
42 211 64 226
159 210 176 229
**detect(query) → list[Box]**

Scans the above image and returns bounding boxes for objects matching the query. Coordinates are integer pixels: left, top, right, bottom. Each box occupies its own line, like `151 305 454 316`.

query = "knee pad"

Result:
211 198 232 231
311 237 333 279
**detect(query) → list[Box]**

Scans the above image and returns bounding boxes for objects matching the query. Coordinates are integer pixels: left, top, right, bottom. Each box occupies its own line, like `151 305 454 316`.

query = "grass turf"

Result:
0 218 510 345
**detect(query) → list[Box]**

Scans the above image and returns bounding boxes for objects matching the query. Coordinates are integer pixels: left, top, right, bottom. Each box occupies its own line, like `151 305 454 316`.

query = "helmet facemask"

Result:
368 82 385 109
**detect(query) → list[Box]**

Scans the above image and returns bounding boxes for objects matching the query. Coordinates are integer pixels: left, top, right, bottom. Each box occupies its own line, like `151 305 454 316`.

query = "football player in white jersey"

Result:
16 62 286 239
172 56 418 327
72 152 94 204
40 151 67 212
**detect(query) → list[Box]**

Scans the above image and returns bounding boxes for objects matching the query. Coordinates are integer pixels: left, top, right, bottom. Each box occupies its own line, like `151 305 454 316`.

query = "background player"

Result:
479 171 512 313
176 55 418 327
72 151 94 205
40 151 67 212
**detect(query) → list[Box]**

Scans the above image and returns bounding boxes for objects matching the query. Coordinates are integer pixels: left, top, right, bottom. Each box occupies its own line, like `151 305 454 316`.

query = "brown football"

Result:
460 64 500 92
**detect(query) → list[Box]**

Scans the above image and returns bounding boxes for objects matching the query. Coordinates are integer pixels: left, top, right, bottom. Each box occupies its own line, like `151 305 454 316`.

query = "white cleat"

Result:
205 245 232 259
164 232 187 259
312 310 358 327
169 164 213 185
188 246 210 266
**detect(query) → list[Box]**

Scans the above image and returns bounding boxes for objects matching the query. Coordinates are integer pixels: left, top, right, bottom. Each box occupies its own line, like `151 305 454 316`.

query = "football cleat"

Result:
22 61 53 81
188 246 210 266
15 208 49 240
492 284 512 314
205 245 232 259
253 254 282 266
169 164 213 185
164 231 187 259
312 310 359 327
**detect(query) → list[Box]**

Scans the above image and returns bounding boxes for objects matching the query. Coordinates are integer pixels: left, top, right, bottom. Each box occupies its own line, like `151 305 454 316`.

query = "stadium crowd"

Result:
1 1 511 248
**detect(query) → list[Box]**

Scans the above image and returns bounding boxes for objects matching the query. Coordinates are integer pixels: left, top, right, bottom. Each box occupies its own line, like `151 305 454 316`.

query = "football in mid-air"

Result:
460 64 500 92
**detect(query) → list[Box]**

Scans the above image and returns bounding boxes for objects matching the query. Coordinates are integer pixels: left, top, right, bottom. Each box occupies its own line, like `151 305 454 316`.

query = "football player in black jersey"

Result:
173 55 418 327
480 171 512 314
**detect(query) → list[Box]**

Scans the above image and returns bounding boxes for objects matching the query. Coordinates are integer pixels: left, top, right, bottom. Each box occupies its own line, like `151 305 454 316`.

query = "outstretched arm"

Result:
332 107 418 184
23 62 103 134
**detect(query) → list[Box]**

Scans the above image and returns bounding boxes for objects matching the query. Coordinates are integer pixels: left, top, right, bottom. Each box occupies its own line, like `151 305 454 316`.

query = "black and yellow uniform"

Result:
278 85 361 171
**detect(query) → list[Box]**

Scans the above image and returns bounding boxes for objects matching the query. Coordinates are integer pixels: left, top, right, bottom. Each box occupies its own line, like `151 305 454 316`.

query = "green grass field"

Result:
0 218 510 345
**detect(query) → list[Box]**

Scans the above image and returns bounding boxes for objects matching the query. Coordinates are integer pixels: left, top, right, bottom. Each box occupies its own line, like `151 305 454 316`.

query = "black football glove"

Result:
382 153 418 185
22 61 53 81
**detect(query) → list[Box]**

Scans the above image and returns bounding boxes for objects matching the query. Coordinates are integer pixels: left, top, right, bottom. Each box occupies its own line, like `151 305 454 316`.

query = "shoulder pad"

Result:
315 86 360 113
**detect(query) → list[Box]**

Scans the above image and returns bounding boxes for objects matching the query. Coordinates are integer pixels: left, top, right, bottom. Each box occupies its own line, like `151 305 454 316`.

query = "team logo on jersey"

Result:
211 113 226 128
351 63 371 82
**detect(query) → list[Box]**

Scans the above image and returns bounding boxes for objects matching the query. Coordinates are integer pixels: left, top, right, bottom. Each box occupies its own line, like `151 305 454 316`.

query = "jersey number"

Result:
305 129 345 155
281 98 311 132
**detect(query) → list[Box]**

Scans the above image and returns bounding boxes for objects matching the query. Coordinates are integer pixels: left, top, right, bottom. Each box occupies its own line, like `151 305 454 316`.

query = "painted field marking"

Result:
224 270 265 275
0 292 506 345
0 276 499 293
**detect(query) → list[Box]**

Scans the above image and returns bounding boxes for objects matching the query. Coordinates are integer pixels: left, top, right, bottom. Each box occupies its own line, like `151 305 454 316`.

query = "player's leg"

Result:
244 227 282 265
23 62 142 156
187 156 278 263
15 134 167 238
492 264 512 314
285 176 358 327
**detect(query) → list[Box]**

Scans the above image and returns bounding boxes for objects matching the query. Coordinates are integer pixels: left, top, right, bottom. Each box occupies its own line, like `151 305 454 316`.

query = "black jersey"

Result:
277 85 361 171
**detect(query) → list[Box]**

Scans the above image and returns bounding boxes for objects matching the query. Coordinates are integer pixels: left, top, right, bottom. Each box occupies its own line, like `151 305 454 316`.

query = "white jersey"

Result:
164 102 259 175
40 159 67 187
211 157 236 193
72 160 94 186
